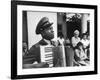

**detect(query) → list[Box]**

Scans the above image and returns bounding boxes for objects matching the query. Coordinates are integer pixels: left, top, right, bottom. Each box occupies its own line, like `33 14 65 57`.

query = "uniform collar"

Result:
43 39 51 45
39 39 51 45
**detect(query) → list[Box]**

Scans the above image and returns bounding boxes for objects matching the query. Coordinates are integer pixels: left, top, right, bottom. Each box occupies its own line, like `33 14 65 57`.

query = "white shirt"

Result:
43 39 51 45
58 37 64 45
81 39 89 48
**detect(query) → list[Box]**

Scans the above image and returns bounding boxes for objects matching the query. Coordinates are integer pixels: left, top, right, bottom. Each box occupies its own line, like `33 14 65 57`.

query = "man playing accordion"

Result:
23 17 65 68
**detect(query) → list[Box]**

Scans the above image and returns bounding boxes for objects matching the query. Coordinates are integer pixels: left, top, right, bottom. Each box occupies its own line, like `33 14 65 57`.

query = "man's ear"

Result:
41 31 45 37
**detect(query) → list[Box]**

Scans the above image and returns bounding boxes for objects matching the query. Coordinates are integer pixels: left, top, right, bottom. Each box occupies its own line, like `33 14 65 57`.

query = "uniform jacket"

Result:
23 39 62 67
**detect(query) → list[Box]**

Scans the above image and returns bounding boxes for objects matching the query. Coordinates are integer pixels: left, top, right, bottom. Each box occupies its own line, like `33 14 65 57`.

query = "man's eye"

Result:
48 30 51 32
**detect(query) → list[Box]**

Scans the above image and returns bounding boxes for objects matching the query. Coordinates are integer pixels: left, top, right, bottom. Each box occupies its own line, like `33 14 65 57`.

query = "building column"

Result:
62 13 67 39
81 14 88 33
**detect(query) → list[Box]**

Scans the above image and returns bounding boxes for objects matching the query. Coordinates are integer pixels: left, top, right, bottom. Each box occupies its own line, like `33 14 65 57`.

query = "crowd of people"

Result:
57 30 90 66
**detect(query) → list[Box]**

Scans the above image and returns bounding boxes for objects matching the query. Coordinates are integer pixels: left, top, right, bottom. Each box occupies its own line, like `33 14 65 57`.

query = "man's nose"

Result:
51 30 54 33
50 27 54 33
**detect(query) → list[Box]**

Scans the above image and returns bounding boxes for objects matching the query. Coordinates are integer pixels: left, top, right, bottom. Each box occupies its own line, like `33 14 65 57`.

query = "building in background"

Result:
57 12 90 40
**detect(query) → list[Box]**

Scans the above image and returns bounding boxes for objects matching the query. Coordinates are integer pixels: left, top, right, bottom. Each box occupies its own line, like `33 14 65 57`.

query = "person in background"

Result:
71 30 80 49
57 33 64 46
74 42 89 66
22 42 28 56
64 37 70 47
81 33 90 58
64 37 74 66
87 33 90 40
81 33 90 49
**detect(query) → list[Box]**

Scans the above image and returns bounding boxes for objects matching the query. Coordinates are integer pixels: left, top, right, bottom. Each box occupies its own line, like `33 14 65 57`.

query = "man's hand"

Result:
23 62 49 68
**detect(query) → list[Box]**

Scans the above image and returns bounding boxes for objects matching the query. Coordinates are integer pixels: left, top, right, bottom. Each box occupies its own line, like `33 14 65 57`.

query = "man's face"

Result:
87 35 90 40
41 26 54 40
79 45 83 49
83 35 87 40
74 33 79 38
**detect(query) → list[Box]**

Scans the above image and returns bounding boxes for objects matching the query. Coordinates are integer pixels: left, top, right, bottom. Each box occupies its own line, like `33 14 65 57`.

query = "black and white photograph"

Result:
11 1 97 79
22 11 90 68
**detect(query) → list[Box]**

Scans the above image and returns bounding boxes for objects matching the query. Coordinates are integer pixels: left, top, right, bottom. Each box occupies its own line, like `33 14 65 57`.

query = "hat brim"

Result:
36 22 53 34
43 22 53 29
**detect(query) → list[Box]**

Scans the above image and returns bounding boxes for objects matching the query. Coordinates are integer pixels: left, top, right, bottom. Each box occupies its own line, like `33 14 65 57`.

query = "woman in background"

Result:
81 33 90 59
71 30 80 49
74 42 89 66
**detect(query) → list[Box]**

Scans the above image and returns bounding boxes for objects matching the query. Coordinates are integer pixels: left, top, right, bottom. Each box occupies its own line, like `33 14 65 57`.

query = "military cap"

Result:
36 17 53 34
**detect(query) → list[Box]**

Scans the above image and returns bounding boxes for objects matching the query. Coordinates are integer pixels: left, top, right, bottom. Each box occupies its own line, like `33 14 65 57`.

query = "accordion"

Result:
40 45 66 67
